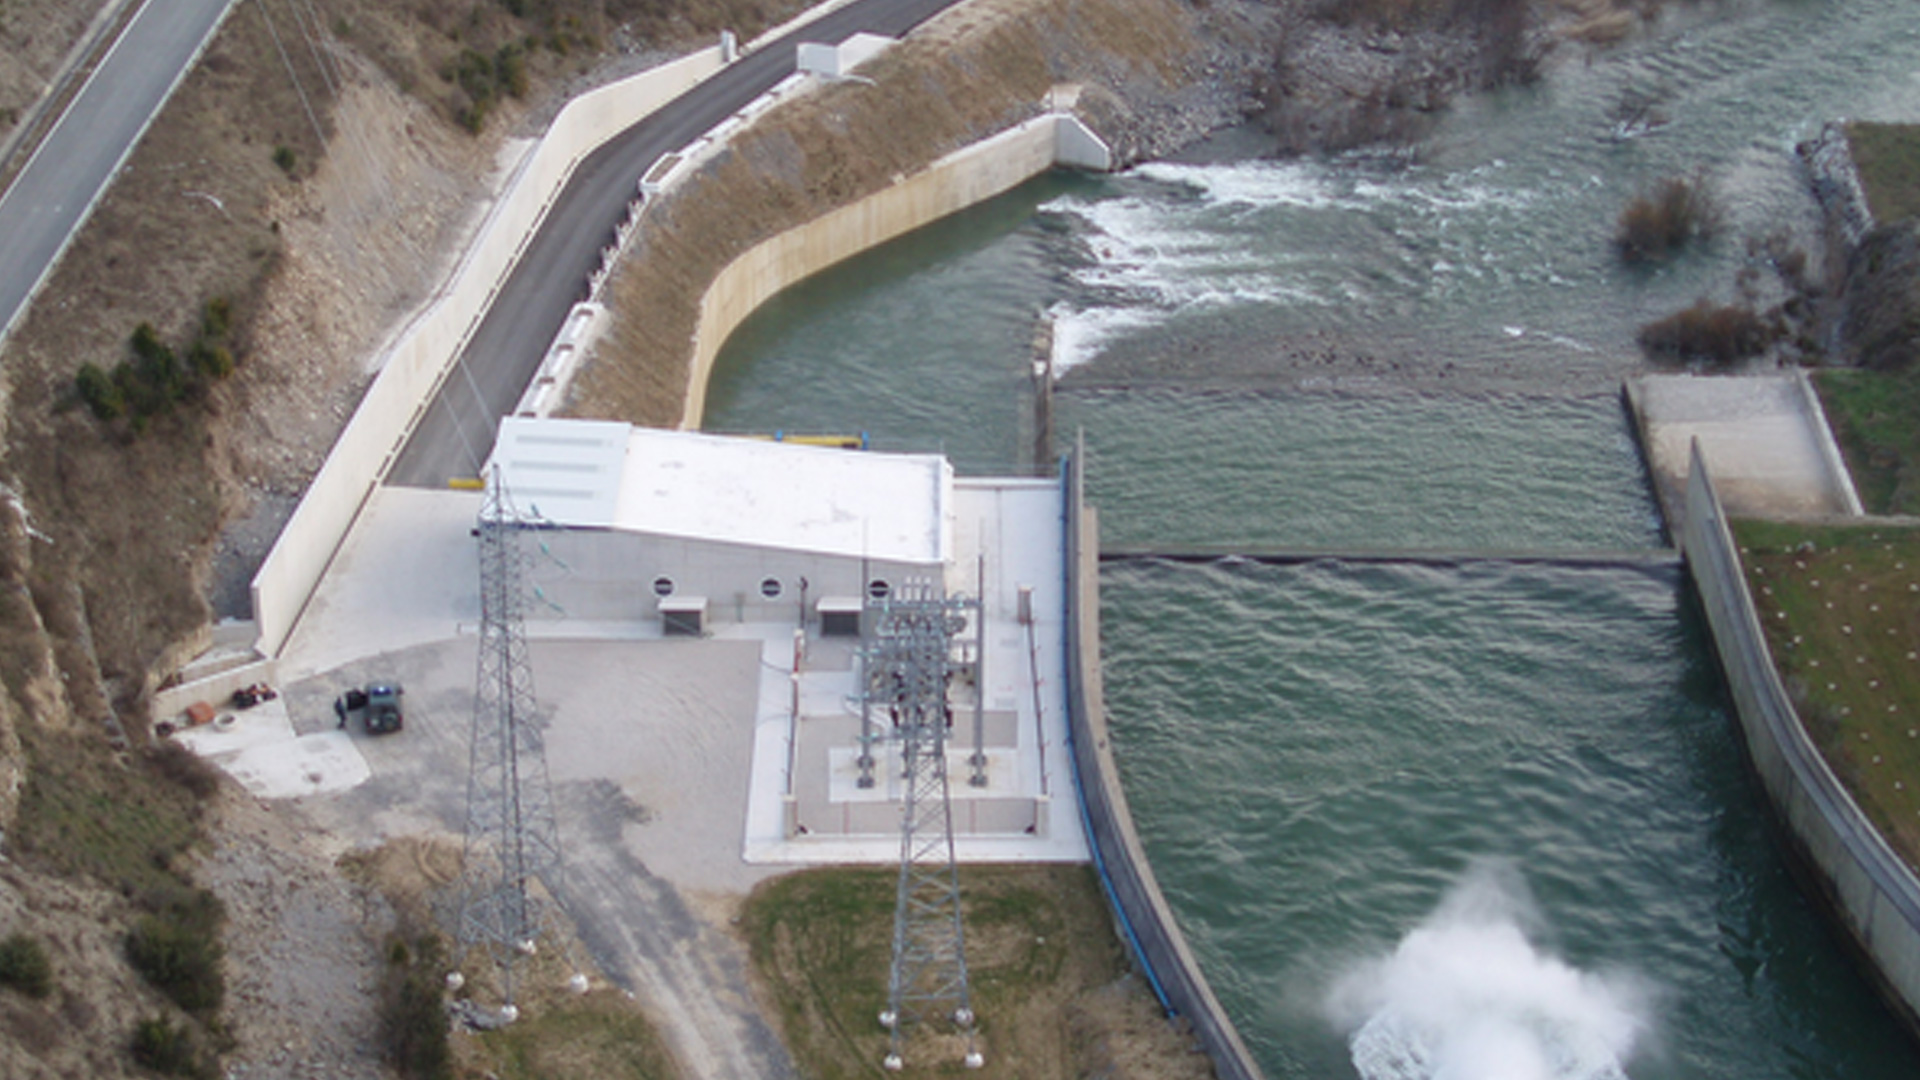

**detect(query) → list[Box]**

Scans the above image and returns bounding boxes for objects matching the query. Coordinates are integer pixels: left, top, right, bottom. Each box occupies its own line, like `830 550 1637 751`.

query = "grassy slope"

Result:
1817 123 1920 514
1753 128 1920 882
1846 122 1920 225
1732 520 1920 874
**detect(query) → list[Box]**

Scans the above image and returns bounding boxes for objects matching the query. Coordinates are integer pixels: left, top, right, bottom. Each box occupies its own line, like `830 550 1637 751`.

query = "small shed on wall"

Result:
487 417 955 633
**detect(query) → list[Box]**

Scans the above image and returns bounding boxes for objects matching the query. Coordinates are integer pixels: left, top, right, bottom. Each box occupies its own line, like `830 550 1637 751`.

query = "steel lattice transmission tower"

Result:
455 466 566 1009
864 580 984 1071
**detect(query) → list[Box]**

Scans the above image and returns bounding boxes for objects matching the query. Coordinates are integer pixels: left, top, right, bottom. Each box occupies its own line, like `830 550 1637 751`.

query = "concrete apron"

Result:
1627 371 1864 545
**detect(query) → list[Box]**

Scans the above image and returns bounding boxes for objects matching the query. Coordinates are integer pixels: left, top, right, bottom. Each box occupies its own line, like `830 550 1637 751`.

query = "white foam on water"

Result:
1047 301 1158 375
1327 860 1651 1080
1040 173 1334 371
1058 191 1311 304
1131 159 1348 209
1038 156 1544 372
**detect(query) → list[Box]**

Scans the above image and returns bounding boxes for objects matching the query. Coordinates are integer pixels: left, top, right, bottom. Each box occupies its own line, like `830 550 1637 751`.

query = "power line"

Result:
254 0 325 152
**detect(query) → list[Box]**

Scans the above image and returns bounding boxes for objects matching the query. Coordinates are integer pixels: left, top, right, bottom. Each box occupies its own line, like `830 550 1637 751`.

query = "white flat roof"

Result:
490 418 951 564
491 417 630 526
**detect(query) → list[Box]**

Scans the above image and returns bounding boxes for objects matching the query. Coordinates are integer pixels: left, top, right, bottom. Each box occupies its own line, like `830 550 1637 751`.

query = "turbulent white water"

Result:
1329 862 1651 1080
1038 155 1554 375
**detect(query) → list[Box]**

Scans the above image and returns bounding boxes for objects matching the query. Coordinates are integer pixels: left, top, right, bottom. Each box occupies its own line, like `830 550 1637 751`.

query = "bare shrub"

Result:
1638 299 1776 366
147 741 223 803
1617 174 1721 264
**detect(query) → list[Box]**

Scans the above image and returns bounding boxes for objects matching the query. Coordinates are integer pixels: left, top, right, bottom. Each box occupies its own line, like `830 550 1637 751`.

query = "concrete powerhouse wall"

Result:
1062 442 1265 1080
1684 441 1920 1032
678 112 1109 428
248 46 726 657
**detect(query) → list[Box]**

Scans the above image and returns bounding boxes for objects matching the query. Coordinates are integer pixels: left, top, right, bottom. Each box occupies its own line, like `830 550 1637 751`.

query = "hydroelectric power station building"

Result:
487 416 1086 861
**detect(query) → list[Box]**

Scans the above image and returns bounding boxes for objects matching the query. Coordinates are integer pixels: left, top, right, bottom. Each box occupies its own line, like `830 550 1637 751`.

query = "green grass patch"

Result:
742 864 1150 1078
12 726 205 904
1847 122 1920 225
13 723 229 1024
126 888 227 1016
381 932 452 1080
1813 367 1920 514
473 990 677 1079
744 866 894 1075
1732 518 1920 874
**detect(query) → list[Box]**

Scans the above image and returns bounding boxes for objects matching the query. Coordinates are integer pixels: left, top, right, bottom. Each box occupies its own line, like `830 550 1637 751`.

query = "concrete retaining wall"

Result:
677 113 1111 429
153 658 276 726
248 45 727 658
1061 439 1265 1080
1684 440 1920 1033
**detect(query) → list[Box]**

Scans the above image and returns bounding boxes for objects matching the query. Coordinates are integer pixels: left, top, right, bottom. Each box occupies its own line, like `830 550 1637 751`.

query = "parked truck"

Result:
335 683 404 734
365 684 404 734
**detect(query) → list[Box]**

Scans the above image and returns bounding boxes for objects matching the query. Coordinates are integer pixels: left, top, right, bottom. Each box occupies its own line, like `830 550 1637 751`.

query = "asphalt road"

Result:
386 0 961 489
0 0 235 349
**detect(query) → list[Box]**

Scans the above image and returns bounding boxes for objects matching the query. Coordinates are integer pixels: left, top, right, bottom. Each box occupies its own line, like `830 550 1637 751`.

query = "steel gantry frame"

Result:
862 580 984 1070
454 466 566 1010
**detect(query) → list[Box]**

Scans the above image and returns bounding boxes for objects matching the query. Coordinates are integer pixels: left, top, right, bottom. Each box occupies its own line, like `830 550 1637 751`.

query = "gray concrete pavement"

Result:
239 462 1084 1077
0 0 235 349
384 0 963 487
0 0 145 184
276 633 796 1077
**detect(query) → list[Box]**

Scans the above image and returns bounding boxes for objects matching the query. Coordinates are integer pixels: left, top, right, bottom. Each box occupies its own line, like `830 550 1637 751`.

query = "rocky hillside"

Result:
0 1 806 1075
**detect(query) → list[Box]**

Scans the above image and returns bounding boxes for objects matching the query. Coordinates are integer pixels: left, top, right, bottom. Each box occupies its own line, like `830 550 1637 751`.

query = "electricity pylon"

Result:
454 466 565 1011
862 580 984 1070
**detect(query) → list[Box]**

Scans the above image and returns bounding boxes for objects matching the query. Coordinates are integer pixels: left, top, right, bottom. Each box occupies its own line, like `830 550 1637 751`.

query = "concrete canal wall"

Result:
1062 443 1266 1080
1685 441 1920 1034
678 112 1109 428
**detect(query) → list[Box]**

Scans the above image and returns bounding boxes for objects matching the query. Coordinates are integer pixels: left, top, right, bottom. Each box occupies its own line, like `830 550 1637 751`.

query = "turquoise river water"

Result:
703 1 1920 1075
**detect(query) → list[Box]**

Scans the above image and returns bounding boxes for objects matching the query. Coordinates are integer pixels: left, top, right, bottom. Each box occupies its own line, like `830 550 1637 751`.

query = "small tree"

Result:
0 932 54 999
495 42 529 99
201 297 232 341
75 362 125 420
130 1015 207 1077
128 322 186 408
188 341 234 380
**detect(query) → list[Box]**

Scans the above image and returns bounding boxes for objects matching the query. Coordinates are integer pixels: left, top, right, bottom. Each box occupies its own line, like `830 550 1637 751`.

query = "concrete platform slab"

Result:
244 469 1087 882
169 698 372 799
278 486 483 682
1628 371 1862 541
